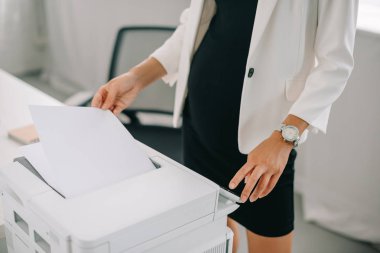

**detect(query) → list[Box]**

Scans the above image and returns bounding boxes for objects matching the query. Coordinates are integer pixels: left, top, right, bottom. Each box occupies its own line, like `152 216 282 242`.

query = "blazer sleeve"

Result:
288 0 359 134
150 8 190 87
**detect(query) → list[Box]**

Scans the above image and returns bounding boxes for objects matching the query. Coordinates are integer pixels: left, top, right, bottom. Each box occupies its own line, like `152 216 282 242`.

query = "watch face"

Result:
282 126 299 142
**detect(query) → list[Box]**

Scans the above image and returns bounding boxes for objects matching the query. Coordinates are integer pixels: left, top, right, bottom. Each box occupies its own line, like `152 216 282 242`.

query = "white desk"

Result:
0 69 61 238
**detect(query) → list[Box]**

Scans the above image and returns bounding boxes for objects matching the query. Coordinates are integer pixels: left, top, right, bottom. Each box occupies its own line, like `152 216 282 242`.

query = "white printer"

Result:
0 143 240 253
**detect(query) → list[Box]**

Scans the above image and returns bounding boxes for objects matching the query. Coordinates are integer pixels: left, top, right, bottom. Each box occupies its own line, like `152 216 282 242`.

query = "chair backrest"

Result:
109 27 176 114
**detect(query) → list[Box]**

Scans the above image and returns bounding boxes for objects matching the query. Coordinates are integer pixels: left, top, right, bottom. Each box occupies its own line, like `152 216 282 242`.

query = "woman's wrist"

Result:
123 71 144 92
282 114 309 136
129 57 167 91
271 131 294 150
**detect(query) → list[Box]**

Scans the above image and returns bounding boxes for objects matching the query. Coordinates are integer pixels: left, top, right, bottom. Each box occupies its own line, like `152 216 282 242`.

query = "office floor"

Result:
2 73 377 253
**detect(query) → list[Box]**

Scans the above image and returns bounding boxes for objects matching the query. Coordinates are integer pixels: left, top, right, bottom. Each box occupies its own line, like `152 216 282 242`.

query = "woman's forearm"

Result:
282 114 309 135
129 57 167 91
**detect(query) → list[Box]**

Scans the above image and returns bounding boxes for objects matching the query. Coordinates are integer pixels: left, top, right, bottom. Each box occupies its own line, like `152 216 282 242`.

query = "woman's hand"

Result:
91 72 142 115
92 57 167 115
229 131 293 203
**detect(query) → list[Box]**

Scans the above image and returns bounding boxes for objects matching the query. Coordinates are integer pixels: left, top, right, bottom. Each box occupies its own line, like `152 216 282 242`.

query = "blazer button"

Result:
247 68 254 78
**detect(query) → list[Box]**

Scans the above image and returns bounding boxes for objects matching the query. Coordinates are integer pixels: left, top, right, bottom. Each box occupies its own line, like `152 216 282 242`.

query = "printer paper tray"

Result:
13 156 65 198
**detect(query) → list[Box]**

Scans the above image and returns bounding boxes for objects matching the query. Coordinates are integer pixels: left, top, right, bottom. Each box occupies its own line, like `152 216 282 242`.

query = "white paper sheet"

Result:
19 143 62 193
29 105 155 198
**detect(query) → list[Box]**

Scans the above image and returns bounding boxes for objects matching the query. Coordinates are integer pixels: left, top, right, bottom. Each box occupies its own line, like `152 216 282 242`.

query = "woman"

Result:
92 1 358 252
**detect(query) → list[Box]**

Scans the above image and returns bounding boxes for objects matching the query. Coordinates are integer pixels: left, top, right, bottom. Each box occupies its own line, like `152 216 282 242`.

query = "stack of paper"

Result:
20 106 155 198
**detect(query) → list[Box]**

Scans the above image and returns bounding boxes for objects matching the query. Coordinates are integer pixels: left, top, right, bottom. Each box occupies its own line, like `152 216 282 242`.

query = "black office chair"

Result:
81 26 182 162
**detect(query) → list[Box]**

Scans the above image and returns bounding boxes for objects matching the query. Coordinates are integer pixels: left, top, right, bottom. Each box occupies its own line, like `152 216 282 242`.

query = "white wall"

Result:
44 0 190 94
0 0 46 75
295 1 380 243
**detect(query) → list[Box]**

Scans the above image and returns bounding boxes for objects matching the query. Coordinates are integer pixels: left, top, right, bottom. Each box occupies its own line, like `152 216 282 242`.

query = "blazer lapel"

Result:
249 0 278 56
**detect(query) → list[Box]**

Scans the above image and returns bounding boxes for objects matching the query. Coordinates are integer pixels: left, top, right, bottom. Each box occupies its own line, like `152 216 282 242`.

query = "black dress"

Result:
183 0 297 237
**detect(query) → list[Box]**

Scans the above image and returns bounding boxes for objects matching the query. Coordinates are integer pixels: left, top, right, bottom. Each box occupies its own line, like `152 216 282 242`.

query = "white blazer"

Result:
151 0 358 154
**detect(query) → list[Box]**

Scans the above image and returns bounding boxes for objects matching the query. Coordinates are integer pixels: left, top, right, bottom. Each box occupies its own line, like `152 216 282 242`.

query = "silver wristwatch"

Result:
279 124 300 147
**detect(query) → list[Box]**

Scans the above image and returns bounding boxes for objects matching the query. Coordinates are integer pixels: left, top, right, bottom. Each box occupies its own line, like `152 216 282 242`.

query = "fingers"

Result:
259 173 281 198
101 86 117 110
112 104 125 116
91 86 107 108
229 163 254 190
112 106 122 116
92 84 118 111
249 173 271 202
244 171 252 184
240 165 265 203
